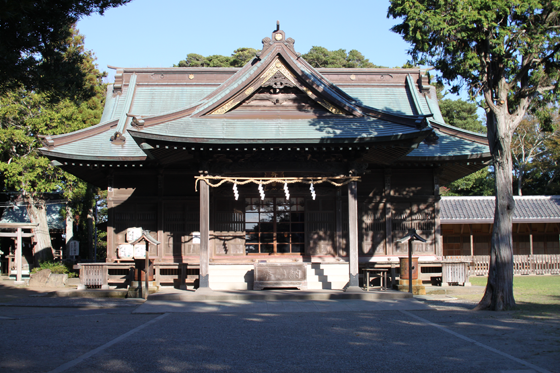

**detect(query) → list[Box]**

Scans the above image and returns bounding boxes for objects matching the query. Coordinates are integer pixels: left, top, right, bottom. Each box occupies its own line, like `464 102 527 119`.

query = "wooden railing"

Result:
443 255 560 276
77 263 199 289
78 263 111 289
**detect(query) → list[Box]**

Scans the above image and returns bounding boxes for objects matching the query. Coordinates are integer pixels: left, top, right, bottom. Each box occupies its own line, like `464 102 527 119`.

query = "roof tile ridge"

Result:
430 120 488 143
513 195 560 199
40 119 118 148
441 196 496 199
190 47 275 116
406 74 427 117
115 74 137 133
127 102 201 129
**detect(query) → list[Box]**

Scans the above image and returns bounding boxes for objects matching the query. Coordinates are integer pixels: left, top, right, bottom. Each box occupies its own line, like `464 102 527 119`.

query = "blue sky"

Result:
77 0 412 82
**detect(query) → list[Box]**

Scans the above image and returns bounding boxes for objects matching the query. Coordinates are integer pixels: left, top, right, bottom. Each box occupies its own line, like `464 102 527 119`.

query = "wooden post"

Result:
107 172 115 262
528 223 534 256
469 224 474 257
335 189 343 256
157 170 164 262
345 181 362 292
197 179 211 292
434 169 442 256
408 239 413 294
15 228 23 284
145 240 149 299
384 169 392 255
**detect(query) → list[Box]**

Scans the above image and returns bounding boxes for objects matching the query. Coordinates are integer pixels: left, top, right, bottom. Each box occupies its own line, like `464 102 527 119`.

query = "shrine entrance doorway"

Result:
244 197 305 255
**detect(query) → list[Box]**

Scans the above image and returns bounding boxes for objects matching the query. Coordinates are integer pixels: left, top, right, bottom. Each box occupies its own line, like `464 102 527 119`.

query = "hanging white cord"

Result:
310 182 316 200
283 182 290 201
232 182 239 201
258 182 265 200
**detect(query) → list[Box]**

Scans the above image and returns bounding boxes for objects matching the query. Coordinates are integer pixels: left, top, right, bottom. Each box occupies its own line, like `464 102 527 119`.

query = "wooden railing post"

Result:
102 265 109 289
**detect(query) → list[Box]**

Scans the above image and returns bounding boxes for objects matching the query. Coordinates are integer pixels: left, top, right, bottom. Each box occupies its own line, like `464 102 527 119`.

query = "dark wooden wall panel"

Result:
392 201 436 254
359 201 386 256
306 197 336 256
164 173 197 197
358 170 385 197
113 174 157 196
391 169 434 196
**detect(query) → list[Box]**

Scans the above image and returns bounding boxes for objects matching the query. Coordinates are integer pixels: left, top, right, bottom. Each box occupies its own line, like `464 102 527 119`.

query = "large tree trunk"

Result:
475 110 516 311
25 195 54 265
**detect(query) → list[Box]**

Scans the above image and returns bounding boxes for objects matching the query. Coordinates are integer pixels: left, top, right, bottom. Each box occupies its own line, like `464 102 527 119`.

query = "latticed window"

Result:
245 197 305 254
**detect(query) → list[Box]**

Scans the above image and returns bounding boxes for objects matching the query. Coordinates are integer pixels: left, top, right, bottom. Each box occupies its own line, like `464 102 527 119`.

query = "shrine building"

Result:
40 28 492 290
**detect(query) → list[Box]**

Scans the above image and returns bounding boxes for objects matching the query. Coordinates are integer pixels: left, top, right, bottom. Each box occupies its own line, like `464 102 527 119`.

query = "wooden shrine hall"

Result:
40 27 491 291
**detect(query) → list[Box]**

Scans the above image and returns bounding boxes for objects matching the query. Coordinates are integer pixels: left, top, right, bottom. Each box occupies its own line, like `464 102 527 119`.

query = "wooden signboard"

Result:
253 262 307 290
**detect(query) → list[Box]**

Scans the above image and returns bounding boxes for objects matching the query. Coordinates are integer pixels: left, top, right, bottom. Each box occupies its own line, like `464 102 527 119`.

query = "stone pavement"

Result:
0 277 558 373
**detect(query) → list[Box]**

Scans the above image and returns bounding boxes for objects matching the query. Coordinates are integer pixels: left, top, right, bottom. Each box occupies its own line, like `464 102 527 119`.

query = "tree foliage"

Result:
389 0 560 311
176 47 384 69
512 114 558 195
514 111 560 195
175 48 260 68
0 0 130 101
302 47 385 68
0 26 107 262
435 84 494 196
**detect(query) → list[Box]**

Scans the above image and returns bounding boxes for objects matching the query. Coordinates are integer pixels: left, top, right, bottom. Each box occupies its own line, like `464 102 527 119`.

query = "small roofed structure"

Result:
40 27 493 291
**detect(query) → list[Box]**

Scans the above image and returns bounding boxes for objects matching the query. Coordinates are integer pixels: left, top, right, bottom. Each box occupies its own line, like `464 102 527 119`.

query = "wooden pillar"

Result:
529 224 534 256
15 228 23 284
197 179 211 291
434 169 442 256
345 181 362 292
106 172 115 262
384 169 393 255
157 170 164 261
469 224 474 257
335 189 343 256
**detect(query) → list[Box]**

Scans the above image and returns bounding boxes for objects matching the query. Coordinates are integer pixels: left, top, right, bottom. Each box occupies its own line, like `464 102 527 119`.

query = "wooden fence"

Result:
77 263 199 289
444 254 560 276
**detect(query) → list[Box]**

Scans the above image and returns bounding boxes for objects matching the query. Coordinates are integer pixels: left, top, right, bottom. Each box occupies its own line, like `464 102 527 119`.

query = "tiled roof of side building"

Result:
441 196 560 223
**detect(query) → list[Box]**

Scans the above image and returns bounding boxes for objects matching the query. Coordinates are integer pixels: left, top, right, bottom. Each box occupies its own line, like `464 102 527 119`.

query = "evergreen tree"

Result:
302 47 385 68
0 27 106 263
389 0 560 311
0 0 130 102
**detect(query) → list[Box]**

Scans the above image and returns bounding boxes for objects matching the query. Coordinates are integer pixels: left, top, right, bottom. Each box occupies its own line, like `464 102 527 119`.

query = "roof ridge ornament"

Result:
258 21 296 58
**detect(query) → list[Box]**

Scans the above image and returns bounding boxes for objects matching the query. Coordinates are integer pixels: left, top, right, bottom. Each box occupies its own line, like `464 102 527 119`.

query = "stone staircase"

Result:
306 263 349 290
208 263 351 291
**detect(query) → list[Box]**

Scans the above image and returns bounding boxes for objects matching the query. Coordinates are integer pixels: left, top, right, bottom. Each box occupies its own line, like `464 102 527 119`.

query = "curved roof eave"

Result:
39 148 146 162
127 127 431 145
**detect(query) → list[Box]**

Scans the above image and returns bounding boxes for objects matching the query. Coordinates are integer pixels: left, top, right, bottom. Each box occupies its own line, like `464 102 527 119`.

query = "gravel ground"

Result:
0 279 557 373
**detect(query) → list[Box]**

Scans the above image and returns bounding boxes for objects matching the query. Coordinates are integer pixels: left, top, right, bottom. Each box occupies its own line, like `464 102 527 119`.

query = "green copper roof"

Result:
424 94 446 124
130 86 217 116
42 130 146 160
341 87 416 116
406 131 490 159
132 117 426 144
99 85 129 123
